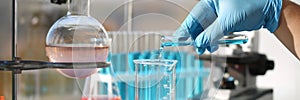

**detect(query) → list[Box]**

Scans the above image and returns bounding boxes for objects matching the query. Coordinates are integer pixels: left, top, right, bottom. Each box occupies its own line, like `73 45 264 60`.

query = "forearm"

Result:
274 0 300 60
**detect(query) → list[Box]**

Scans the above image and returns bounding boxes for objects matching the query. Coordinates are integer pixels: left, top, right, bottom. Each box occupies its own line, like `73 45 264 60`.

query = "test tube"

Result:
161 34 248 47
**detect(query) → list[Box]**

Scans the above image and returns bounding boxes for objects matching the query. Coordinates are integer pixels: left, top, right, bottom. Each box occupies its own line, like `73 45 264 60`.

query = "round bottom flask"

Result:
46 0 110 78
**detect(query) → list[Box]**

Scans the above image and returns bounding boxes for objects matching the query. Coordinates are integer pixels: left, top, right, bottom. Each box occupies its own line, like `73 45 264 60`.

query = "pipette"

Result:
161 34 248 47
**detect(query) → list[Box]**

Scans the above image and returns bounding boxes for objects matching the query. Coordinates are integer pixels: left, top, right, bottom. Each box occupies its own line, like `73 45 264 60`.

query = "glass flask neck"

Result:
67 0 90 16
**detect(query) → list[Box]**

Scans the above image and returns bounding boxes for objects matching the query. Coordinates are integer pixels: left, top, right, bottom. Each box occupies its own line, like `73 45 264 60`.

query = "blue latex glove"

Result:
174 0 282 54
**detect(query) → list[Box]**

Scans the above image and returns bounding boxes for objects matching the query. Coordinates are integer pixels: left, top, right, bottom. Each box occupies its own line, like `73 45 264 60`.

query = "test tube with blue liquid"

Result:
161 34 248 48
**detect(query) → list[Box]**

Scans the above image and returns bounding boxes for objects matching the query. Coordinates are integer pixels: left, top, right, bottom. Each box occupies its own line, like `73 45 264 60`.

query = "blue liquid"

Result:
161 42 192 47
159 35 248 57
161 39 248 47
218 39 248 45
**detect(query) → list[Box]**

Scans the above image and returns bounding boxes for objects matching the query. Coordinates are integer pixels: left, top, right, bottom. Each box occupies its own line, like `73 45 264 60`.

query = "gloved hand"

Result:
174 0 282 54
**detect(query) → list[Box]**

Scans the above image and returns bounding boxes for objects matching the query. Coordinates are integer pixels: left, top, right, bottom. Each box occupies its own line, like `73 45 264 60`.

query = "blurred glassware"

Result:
81 73 121 100
45 0 111 78
134 59 177 100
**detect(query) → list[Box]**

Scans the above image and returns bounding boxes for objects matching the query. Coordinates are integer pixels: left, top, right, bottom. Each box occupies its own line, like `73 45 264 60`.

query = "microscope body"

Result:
220 52 274 100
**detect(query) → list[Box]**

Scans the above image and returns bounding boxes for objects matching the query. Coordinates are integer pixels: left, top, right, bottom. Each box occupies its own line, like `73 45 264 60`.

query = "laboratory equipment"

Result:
134 59 177 100
46 0 111 78
110 32 225 100
158 34 248 61
81 73 121 100
0 0 111 100
191 52 274 100
161 34 248 47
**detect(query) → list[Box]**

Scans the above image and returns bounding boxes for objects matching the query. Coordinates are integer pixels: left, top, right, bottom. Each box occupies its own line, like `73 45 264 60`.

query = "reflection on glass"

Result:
82 73 121 100
134 59 177 100
45 0 110 78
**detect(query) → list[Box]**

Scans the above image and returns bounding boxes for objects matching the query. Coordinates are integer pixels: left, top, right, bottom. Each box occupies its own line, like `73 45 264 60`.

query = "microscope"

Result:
193 50 274 100
225 51 274 100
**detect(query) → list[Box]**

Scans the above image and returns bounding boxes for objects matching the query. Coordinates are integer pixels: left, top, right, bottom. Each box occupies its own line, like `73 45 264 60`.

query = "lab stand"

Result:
0 0 110 100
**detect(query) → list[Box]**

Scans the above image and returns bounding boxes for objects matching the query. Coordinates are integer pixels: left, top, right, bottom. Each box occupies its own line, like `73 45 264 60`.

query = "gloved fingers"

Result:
195 41 219 55
172 26 191 41
173 0 217 40
206 44 219 53
196 47 206 55
194 19 225 54
173 14 204 41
